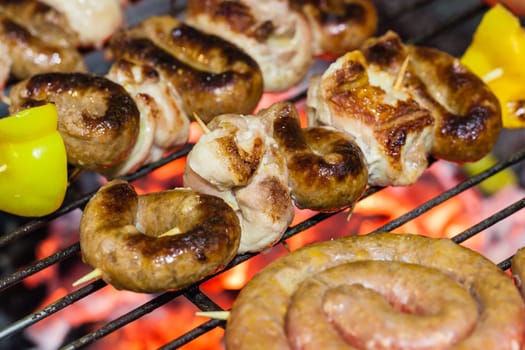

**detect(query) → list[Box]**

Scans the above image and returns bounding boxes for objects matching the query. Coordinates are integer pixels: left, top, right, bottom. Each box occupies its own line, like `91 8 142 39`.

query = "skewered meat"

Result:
186 0 314 92
186 0 378 91
226 233 525 350
79 179 241 293
291 0 378 57
307 31 502 186
39 0 124 48
103 59 190 177
8 72 140 171
262 101 367 211
184 101 368 252
184 112 295 253
109 15 263 123
0 3 86 81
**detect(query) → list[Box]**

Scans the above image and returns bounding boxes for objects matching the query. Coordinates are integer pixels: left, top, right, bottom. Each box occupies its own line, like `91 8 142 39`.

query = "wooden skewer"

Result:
195 310 230 321
346 203 355 222
482 67 503 83
72 268 103 287
193 112 210 134
393 56 410 91
158 226 182 237
0 94 11 105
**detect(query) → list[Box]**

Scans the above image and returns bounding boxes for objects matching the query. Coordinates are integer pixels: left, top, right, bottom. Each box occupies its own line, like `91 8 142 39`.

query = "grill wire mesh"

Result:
1 0 525 349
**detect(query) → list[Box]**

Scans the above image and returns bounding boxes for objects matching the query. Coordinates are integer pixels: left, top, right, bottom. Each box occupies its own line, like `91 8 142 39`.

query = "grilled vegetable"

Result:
461 4 525 128
0 103 67 216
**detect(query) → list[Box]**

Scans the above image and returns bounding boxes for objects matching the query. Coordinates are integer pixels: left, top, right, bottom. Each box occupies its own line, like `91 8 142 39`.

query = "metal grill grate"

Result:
1 0 525 349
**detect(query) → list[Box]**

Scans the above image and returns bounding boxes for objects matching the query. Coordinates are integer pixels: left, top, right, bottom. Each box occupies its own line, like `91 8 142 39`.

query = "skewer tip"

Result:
72 268 103 287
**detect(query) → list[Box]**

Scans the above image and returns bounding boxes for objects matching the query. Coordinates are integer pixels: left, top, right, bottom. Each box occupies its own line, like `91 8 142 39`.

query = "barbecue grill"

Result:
2 0 525 349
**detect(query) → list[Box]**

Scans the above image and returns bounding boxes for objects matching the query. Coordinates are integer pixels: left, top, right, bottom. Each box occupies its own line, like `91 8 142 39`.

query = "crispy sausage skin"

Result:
79 180 241 293
8 72 140 171
226 233 525 350
109 15 263 123
263 102 368 211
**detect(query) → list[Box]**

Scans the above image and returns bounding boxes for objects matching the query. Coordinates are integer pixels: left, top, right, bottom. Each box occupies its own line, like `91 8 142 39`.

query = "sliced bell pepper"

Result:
0 103 68 217
461 4 525 128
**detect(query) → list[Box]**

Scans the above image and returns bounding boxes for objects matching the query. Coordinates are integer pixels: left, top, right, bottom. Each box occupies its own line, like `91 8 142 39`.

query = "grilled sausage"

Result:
263 101 368 211
307 31 502 186
292 0 378 57
184 113 295 253
109 15 263 123
79 179 241 293
226 233 525 350
186 0 314 92
8 72 140 171
0 12 86 80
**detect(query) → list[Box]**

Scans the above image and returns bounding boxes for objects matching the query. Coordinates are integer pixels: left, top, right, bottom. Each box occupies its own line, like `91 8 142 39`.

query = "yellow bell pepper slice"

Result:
0 103 68 217
461 4 525 128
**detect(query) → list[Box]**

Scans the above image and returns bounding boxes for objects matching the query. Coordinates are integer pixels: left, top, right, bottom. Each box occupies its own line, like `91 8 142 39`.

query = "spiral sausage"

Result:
264 101 368 211
226 233 525 350
109 15 263 123
79 179 241 293
307 31 502 186
8 72 140 171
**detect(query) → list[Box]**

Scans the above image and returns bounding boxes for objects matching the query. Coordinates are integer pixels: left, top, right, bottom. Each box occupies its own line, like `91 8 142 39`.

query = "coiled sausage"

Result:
80 179 241 293
226 233 525 350
264 101 368 211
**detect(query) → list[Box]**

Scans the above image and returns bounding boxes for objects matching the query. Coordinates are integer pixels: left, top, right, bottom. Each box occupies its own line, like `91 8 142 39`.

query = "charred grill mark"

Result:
362 33 405 67
217 135 264 184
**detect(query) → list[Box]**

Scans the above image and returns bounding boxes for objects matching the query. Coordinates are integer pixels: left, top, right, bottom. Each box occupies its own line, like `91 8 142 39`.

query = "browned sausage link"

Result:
79 180 241 293
405 45 502 163
0 14 85 80
109 15 263 123
0 0 80 48
266 102 367 211
226 233 525 349
292 0 378 57
8 72 140 170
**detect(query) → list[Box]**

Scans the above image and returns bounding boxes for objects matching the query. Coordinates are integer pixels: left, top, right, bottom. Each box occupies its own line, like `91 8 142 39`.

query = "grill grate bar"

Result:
60 291 181 350
0 279 106 340
0 243 80 292
371 148 525 235
452 196 525 244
